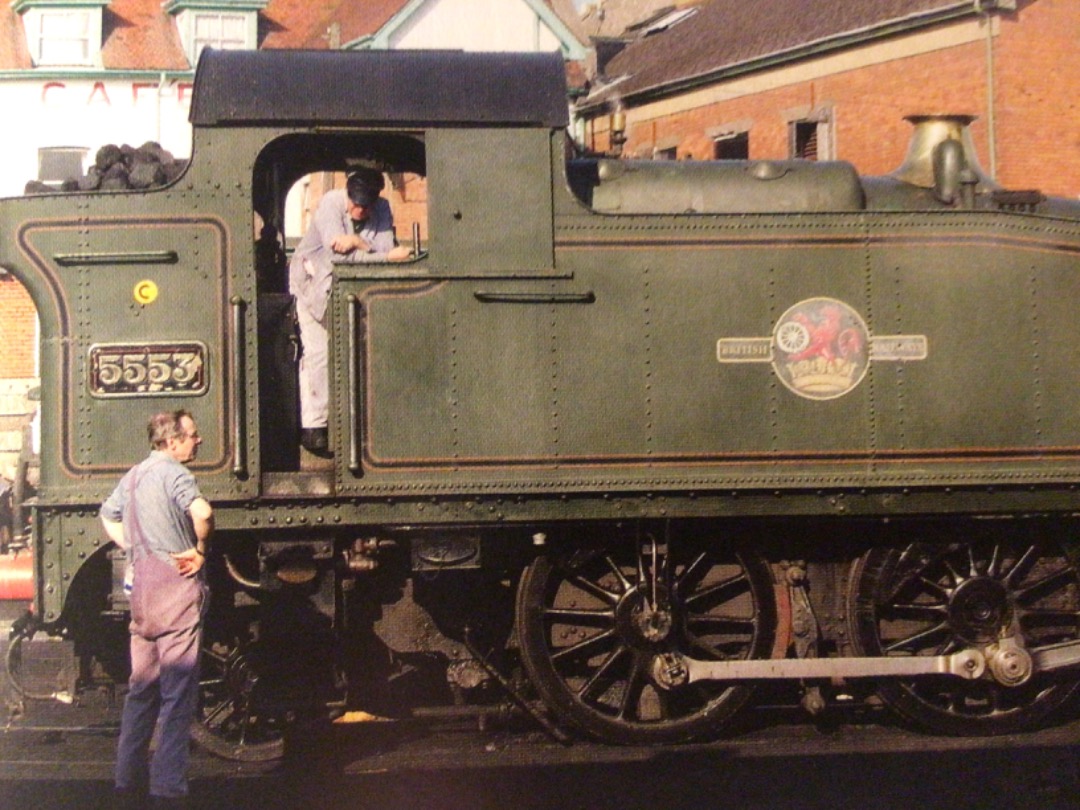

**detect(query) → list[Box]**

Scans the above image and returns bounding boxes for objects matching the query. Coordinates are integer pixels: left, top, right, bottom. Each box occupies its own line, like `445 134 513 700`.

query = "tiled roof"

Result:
102 0 189 70
259 0 340 50
0 6 32 69
261 0 409 50
1 0 587 70
332 0 412 46
583 0 997 108
0 0 189 71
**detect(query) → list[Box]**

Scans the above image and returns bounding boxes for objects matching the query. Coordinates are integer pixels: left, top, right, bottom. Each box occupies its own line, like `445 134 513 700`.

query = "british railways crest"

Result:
717 297 928 401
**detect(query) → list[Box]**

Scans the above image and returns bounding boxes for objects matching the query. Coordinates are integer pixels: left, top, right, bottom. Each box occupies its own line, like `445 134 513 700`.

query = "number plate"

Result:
88 342 208 398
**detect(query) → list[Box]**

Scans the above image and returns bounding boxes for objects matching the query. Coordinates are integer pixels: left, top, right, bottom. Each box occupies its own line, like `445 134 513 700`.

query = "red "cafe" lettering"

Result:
40 81 193 105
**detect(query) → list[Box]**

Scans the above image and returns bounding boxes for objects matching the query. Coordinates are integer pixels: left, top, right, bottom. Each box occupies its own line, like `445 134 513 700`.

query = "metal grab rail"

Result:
346 294 362 474
229 296 247 477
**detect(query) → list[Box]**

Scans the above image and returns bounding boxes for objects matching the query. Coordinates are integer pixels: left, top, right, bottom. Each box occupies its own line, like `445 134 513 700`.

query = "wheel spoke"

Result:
941 559 963 587
201 697 234 728
676 552 712 598
881 620 951 654
602 555 632 593
616 654 651 722
683 571 750 613
550 627 617 664
577 643 631 701
885 601 949 619
543 605 616 627
565 573 621 606
1015 564 1073 605
917 575 950 599
1003 543 1041 589
967 544 980 578
684 630 726 660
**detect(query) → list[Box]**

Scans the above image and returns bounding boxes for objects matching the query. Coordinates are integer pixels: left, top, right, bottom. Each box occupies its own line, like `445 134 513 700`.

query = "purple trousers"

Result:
115 552 207 799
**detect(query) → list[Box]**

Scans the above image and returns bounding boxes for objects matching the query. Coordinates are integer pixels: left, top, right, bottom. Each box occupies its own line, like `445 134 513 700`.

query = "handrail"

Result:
346 294 362 474
229 295 247 477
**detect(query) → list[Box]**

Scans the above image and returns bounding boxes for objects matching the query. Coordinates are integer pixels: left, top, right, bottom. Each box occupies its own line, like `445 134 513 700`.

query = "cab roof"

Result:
190 48 570 129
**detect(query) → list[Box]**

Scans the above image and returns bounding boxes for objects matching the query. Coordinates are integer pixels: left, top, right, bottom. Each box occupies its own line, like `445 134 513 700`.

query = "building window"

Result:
38 10 90 64
791 121 819 160
652 136 679 161
13 1 107 67
38 146 88 186
164 0 265 65
714 132 749 160
786 107 834 161
193 13 247 56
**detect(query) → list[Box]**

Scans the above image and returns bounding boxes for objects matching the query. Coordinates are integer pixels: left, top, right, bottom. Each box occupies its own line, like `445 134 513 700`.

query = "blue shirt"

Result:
101 450 203 564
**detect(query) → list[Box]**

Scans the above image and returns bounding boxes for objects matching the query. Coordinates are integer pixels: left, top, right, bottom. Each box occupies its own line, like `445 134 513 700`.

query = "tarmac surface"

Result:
4 612 1080 810
3 688 1080 810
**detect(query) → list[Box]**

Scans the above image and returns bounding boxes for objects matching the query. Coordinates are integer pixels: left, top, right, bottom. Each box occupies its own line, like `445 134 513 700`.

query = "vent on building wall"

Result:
792 122 818 160
714 132 749 160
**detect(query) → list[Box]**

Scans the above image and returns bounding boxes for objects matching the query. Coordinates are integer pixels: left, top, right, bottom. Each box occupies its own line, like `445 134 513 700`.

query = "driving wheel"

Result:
848 526 1080 735
190 639 288 762
517 529 776 744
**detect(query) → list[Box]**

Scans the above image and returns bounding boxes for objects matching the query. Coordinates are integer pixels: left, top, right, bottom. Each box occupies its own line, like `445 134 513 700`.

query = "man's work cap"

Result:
346 169 385 207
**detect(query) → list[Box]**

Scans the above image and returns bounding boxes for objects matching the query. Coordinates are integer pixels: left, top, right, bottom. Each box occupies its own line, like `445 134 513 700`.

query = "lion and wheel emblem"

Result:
717 297 927 401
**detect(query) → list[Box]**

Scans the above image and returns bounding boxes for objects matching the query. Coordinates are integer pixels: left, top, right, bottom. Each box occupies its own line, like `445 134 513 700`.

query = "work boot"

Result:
300 427 331 457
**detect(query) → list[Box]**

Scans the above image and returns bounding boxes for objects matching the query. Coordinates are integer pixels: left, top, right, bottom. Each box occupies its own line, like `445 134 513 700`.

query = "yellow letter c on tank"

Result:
133 279 159 305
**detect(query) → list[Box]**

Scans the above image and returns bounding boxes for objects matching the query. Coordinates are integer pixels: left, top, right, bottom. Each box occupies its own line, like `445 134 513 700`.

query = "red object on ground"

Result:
0 551 33 601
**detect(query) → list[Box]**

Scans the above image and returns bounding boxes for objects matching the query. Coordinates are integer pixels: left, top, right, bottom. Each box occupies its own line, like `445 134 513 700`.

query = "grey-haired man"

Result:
102 410 212 809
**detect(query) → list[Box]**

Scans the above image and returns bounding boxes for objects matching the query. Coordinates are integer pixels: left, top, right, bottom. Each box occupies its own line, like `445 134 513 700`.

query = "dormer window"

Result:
193 12 246 52
13 0 108 68
164 0 267 66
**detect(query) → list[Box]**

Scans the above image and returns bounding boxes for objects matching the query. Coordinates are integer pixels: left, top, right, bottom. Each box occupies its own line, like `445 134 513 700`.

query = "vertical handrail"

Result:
229 295 247 477
346 294 361 474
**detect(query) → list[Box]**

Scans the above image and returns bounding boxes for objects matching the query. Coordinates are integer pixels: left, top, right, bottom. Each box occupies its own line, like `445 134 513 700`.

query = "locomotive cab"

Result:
191 48 569 478
249 129 430 472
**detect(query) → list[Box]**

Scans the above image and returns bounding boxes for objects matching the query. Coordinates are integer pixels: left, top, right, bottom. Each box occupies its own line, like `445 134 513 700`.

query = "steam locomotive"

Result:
4 48 1080 760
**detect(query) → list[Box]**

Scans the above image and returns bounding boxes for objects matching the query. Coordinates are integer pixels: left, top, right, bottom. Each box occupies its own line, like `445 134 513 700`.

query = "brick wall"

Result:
0 275 35 379
0 276 38 480
612 1 1080 199
994 0 1080 197
617 37 992 175
387 172 429 249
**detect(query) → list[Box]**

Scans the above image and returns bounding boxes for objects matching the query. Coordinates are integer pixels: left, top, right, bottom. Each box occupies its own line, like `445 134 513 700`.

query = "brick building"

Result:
576 0 1080 199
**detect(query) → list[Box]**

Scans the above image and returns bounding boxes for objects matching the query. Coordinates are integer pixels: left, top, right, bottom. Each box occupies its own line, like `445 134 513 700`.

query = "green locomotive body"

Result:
5 49 1080 754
